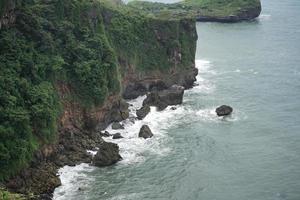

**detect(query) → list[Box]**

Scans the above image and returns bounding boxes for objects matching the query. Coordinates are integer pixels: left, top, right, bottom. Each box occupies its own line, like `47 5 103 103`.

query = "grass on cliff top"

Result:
184 0 261 16
129 0 261 17
0 188 26 200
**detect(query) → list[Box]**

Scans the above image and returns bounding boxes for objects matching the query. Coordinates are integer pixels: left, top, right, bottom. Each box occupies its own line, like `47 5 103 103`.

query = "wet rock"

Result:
216 105 233 116
93 142 122 167
136 105 150 120
100 131 111 137
112 133 123 139
170 107 177 110
138 125 153 139
111 122 124 130
123 83 147 99
143 85 184 111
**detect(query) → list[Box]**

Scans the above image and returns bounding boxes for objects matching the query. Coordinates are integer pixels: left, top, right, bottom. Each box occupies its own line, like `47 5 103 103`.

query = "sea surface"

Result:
53 0 300 199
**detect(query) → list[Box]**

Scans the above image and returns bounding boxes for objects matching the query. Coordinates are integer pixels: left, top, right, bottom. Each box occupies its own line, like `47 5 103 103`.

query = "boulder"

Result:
138 125 153 139
112 133 123 139
93 142 122 167
216 105 233 116
122 83 147 99
100 131 111 137
143 85 184 111
136 105 150 120
111 122 124 130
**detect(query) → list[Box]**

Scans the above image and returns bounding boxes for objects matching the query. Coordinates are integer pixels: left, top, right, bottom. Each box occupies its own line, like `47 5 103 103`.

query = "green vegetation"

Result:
129 0 261 20
0 0 120 180
0 187 25 200
0 0 196 181
103 4 196 72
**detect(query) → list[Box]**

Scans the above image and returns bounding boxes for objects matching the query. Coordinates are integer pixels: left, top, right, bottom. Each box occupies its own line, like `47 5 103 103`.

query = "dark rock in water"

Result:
111 122 124 130
100 131 111 137
216 105 233 116
112 133 123 139
143 85 184 111
136 105 150 120
138 125 153 139
93 142 122 167
170 106 177 110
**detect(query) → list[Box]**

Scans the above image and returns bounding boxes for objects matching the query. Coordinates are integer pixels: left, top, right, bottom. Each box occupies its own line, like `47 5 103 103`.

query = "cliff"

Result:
129 0 262 23
0 0 197 197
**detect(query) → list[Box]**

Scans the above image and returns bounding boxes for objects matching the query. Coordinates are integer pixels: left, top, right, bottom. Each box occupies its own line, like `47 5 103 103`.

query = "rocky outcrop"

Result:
196 6 262 23
93 142 122 167
128 0 262 23
122 68 198 100
5 127 104 197
112 133 123 139
138 125 154 139
216 105 233 116
143 85 185 111
111 122 124 130
136 105 150 120
2 0 198 198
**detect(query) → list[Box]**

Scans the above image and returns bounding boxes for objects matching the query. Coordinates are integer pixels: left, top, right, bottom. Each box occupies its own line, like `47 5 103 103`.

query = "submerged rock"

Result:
93 142 122 167
112 133 123 139
138 125 153 139
111 122 124 130
136 105 150 120
216 105 233 116
143 85 184 111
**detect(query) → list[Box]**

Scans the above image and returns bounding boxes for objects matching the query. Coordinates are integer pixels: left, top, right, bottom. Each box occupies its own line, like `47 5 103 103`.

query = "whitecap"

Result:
53 163 96 200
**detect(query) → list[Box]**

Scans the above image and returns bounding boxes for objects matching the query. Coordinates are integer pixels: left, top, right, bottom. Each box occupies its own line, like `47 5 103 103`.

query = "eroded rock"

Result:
136 105 150 120
111 122 124 130
216 105 233 116
112 133 123 139
143 85 184 111
138 125 153 139
93 142 122 167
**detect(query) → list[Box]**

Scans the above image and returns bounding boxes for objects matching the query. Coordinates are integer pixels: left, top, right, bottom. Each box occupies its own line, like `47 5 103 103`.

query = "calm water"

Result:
53 1 300 200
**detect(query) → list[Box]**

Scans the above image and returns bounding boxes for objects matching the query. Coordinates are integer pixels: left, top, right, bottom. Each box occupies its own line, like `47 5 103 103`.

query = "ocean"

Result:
53 1 300 199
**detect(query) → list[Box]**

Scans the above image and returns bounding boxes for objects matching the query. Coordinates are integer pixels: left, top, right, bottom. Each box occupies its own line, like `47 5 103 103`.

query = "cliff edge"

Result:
129 0 262 23
0 0 197 198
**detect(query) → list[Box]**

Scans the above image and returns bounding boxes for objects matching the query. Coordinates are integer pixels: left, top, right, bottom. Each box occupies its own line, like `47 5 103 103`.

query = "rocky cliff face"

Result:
0 0 197 197
0 0 16 29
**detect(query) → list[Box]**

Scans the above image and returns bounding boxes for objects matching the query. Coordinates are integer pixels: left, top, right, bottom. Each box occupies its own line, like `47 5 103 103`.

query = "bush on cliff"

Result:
0 0 120 181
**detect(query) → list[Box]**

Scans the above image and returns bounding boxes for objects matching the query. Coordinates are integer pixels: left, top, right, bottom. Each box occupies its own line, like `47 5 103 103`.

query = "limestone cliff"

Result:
0 0 197 197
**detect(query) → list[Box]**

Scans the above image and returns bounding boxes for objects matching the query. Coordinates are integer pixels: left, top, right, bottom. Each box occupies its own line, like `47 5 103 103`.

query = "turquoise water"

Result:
53 1 300 200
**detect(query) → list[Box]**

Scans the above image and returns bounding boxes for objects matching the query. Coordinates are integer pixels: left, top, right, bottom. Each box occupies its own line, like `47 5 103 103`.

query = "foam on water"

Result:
186 59 216 95
104 97 191 165
53 59 235 199
196 107 245 123
53 163 96 200
259 14 272 21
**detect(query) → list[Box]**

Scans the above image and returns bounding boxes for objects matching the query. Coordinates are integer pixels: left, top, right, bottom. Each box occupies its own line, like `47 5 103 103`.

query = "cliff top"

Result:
128 0 262 22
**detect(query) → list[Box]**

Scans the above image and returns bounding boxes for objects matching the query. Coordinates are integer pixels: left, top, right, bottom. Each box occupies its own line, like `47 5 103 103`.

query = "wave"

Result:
259 14 272 21
54 59 244 199
53 163 96 200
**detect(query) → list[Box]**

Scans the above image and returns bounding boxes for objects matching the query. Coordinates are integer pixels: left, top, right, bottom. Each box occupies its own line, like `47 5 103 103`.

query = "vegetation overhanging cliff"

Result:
0 0 197 192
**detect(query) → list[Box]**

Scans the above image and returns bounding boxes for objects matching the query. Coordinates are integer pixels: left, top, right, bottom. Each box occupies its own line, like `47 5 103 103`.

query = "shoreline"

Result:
4 67 199 200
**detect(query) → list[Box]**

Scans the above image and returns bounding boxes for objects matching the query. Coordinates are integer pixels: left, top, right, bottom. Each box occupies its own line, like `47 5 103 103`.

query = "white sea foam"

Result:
186 59 216 95
259 14 272 21
53 59 229 199
53 163 96 200
103 97 190 165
